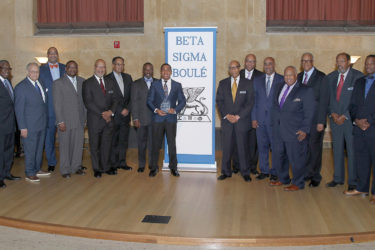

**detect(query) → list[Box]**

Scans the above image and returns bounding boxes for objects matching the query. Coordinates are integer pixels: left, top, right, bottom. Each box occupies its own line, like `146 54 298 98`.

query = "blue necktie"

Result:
3 79 14 101
34 82 43 99
365 75 374 98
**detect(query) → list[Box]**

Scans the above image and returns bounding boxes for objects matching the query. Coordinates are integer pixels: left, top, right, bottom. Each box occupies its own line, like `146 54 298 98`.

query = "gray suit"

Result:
324 67 363 185
53 75 86 175
131 77 155 169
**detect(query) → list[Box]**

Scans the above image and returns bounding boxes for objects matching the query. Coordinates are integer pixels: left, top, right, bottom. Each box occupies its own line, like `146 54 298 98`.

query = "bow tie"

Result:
49 64 58 69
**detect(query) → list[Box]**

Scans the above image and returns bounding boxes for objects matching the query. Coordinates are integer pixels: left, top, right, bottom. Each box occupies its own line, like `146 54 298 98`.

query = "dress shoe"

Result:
309 180 320 187
75 169 85 175
270 175 278 181
256 173 269 180
0 180 6 188
25 176 40 182
348 185 356 191
119 165 132 171
171 169 180 177
5 175 21 181
94 171 102 178
344 189 369 196
269 180 283 186
62 174 71 179
149 169 159 177
232 165 239 174
370 196 375 204
250 169 259 176
217 174 231 180
137 168 145 173
48 165 55 172
326 180 344 187
36 170 51 177
284 184 300 191
243 175 251 182
105 169 117 175
80 165 87 170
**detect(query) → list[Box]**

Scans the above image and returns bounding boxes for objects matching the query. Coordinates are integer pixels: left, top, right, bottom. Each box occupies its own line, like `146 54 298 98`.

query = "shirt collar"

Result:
27 77 37 85
0 76 6 82
67 75 76 82
366 73 375 80
144 77 152 82
305 66 315 75
266 72 275 79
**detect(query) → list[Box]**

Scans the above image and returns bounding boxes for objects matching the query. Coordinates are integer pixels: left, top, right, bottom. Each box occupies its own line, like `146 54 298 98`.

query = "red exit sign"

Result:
114 41 120 48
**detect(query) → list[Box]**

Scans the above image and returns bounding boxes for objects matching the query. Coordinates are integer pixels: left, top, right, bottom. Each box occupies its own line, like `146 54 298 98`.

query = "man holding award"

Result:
147 63 186 177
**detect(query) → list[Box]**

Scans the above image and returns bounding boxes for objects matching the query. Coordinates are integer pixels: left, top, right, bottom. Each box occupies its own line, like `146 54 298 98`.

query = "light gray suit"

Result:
325 67 363 185
53 75 86 175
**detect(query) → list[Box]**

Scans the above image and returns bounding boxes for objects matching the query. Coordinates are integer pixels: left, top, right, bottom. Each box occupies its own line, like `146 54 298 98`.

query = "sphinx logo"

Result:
178 87 211 122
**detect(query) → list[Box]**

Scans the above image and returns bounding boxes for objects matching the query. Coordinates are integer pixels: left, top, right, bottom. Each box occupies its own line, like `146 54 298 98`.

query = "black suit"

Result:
349 75 375 193
0 78 15 181
131 77 156 169
216 76 254 176
82 75 119 173
297 68 326 182
240 68 263 172
105 72 132 168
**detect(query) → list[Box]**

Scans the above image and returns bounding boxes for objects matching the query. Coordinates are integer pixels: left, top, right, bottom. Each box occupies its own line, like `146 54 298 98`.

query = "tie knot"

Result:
367 75 374 80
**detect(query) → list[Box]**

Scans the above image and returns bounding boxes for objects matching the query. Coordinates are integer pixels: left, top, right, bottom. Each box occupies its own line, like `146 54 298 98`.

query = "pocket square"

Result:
347 87 354 91
107 90 114 94
293 98 301 102
239 91 246 94
46 88 48 92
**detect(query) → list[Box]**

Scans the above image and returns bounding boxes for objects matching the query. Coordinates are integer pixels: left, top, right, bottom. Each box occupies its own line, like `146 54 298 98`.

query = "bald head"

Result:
47 47 59 64
228 60 241 78
263 57 275 75
94 59 106 77
244 54 257 71
284 66 298 86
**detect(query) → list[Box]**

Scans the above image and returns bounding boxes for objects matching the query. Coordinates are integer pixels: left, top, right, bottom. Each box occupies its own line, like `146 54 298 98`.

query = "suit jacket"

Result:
216 76 254 132
240 68 264 82
53 75 86 130
271 82 316 142
82 75 120 130
14 78 47 133
350 76 375 137
147 79 186 123
325 67 363 124
0 78 15 135
39 63 66 123
104 72 132 125
131 77 157 126
252 73 284 125
298 68 326 125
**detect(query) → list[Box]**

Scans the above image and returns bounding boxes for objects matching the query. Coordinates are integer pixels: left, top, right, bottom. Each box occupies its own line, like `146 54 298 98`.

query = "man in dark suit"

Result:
297 52 326 187
239 54 263 175
0 60 20 188
15 62 49 182
324 53 363 191
39 47 66 172
82 59 120 178
105 57 133 171
270 66 315 191
53 61 86 178
346 55 375 203
216 60 254 182
251 57 284 181
132 62 156 172
147 63 186 177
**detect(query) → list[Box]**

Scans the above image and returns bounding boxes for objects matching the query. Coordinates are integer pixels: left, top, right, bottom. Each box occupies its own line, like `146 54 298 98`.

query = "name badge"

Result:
239 91 246 94
293 98 301 102
107 90 114 94
347 87 354 91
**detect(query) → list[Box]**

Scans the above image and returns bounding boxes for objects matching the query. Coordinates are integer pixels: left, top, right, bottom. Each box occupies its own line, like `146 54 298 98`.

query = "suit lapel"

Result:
283 82 299 108
111 73 124 97
156 80 165 99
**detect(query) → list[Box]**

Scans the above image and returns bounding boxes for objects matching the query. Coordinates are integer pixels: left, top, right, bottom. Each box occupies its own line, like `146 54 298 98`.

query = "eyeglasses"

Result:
0 67 12 70
229 66 240 70
301 60 313 63
114 63 125 66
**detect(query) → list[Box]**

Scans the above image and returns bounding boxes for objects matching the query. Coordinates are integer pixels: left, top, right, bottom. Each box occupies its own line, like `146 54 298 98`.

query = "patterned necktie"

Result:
99 78 106 95
232 78 238 102
303 72 308 85
3 79 14 101
34 82 43 100
279 85 290 108
336 74 344 102
247 71 251 80
163 80 168 97
266 76 271 97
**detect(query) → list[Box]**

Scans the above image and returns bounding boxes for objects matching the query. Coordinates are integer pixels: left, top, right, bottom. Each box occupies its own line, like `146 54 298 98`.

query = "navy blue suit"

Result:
216 76 254 176
349 75 375 193
39 63 65 167
147 79 186 170
271 82 315 188
14 78 47 176
252 73 284 175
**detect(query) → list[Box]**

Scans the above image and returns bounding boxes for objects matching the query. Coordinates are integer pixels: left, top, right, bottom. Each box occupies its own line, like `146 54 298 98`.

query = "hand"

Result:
58 123 66 132
102 110 113 123
252 120 258 129
355 118 370 131
226 114 236 123
331 113 339 123
234 115 240 123
133 120 140 128
335 115 346 125
168 108 176 114
21 129 28 138
121 109 129 117
296 130 306 142
156 109 167 116
317 124 324 132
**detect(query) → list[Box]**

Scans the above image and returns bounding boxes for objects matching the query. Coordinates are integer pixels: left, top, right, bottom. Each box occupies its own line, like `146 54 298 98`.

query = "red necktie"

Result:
336 74 344 102
49 64 58 69
99 78 106 94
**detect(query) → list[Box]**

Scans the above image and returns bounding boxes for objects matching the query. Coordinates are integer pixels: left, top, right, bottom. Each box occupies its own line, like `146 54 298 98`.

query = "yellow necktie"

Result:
232 78 237 102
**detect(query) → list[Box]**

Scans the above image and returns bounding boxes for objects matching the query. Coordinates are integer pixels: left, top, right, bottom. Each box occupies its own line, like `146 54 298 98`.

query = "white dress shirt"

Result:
245 69 254 80
94 75 105 88
337 68 350 86
67 75 77 91
265 72 275 89
231 75 240 87
278 81 297 104
28 77 45 102
113 72 124 96
302 67 315 84
162 78 172 96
